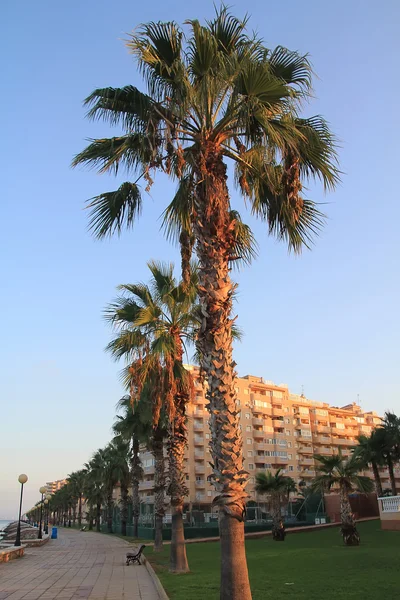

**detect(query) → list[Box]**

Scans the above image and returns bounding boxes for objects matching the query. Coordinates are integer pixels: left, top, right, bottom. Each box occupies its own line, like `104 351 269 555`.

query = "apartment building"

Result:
138 366 395 509
46 479 68 495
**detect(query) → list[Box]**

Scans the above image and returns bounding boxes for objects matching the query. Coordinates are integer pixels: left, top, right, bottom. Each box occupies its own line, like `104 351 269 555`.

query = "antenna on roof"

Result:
301 384 305 398
357 393 360 406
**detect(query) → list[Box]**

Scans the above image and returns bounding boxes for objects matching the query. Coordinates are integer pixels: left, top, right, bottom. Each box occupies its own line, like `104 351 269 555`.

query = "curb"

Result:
142 554 169 600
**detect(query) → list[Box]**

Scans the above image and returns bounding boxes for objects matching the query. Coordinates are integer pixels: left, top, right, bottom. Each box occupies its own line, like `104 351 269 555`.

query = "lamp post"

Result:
44 499 49 534
15 474 28 547
45 494 51 533
38 486 47 539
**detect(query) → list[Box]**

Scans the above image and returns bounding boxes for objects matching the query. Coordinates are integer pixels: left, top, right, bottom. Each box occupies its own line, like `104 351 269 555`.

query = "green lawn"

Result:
148 521 399 600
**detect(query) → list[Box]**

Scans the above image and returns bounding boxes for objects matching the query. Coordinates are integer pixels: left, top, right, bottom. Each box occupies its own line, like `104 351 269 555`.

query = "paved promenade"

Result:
0 528 161 600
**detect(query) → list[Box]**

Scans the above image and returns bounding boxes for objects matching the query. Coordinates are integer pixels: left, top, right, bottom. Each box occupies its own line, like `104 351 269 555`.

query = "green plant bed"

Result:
148 520 398 600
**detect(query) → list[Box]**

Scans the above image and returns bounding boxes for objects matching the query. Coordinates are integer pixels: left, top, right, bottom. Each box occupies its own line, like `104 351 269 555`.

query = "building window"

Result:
250 477 255 484
287 442 292 448
248 464 254 470
245 413 251 419
207 491 212 497
247 438 252 445
247 450 253 457
284 418 291 424
206 433 210 439
244 389 249 395
289 466 294 471
285 429 291 436
288 454 292 460
246 425 252 432
235 386 239 393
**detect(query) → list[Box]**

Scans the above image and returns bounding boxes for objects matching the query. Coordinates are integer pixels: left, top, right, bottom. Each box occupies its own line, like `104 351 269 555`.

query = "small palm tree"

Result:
354 432 385 497
378 412 400 495
67 470 86 527
255 469 291 541
312 452 373 546
106 261 197 570
73 8 339 596
113 395 149 538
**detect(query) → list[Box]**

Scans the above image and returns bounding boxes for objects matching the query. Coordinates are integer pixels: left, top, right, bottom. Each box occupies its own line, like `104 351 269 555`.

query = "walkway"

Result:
0 528 161 600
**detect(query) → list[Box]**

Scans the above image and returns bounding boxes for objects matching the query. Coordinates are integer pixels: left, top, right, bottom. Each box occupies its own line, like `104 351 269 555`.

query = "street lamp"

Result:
38 486 47 539
45 494 51 533
15 474 28 547
44 499 49 534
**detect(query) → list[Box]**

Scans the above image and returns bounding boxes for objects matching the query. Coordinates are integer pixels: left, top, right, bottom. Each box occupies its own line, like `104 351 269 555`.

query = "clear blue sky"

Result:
1 0 399 518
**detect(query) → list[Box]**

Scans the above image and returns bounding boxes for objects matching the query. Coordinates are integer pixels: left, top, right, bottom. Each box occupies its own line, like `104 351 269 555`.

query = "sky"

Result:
1 0 399 519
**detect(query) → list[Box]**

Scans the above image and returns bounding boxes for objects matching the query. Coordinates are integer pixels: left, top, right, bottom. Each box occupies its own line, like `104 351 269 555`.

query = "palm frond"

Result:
85 182 142 239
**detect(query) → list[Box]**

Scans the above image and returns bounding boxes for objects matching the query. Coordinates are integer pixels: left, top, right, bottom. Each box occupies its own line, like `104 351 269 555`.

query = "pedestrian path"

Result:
0 528 161 600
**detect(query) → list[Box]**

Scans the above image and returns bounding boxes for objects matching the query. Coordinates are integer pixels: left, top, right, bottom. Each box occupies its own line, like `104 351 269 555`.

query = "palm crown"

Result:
73 7 338 254
312 452 374 494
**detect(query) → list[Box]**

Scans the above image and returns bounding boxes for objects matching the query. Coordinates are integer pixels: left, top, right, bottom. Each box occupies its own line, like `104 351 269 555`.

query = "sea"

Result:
0 520 13 531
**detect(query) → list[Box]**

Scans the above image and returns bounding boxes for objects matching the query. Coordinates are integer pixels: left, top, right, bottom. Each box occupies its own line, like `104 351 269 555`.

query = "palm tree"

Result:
110 436 131 536
354 432 385 497
311 452 373 546
106 261 198 570
255 469 292 541
113 395 148 538
378 412 400 495
73 9 339 596
67 470 86 527
84 454 105 532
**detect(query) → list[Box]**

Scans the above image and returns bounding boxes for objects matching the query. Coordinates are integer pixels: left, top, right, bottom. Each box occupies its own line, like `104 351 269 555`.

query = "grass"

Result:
147 521 399 600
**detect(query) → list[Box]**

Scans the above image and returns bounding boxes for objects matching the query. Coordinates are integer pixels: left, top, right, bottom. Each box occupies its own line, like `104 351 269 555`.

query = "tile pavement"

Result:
0 528 161 600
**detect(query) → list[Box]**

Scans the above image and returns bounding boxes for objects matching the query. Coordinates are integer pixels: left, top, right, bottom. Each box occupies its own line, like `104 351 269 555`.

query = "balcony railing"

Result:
379 496 400 513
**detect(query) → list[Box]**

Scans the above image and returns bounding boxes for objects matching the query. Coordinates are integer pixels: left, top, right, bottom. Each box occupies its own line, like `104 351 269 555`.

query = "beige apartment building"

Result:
138 366 397 510
46 479 68 495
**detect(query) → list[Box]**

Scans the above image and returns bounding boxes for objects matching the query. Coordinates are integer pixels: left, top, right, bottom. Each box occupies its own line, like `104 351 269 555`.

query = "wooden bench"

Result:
126 544 145 565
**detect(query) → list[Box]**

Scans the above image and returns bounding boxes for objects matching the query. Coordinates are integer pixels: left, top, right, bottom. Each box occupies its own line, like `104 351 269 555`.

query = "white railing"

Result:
379 496 400 513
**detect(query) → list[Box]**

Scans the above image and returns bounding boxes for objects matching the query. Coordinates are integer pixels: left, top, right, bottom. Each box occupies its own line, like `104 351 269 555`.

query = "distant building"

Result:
46 479 68 495
138 366 396 510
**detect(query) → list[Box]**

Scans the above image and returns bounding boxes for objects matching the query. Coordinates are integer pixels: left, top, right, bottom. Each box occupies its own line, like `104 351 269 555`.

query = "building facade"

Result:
138 366 397 510
46 479 68 495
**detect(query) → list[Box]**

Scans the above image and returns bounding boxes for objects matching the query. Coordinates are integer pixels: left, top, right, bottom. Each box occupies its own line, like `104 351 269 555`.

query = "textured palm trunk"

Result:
153 428 165 552
168 392 189 573
271 495 285 542
131 437 142 538
193 145 251 600
88 509 93 531
387 456 397 496
72 505 76 526
371 461 383 497
107 492 113 534
120 483 128 536
78 494 82 527
340 485 360 546
96 502 101 532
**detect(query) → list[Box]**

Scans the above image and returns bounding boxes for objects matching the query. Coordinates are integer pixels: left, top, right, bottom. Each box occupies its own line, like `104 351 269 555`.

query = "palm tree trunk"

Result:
78 494 82 527
194 148 251 599
107 492 113 534
132 437 142 538
168 394 189 573
271 495 285 542
96 502 101 532
72 504 77 526
371 461 383 497
153 428 165 552
120 484 128 536
68 507 72 527
340 484 360 546
387 456 397 496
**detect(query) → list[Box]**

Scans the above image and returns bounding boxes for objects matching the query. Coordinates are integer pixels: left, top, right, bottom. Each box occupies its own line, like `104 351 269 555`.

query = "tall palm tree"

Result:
311 452 373 546
67 470 86 527
354 432 385 497
106 261 197 570
73 9 339 596
255 469 292 541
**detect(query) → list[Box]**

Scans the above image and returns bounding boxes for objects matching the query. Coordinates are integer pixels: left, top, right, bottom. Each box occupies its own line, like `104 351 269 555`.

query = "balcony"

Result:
254 443 267 452
139 480 154 491
272 419 285 427
272 408 284 417
335 438 355 446
315 425 331 434
252 417 264 426
195 479 206 488
320 447 332 455
194 436 204 446
299 457 314 465
298 446 313 454
195 466 205 474
193 421 204 431
300 469 316 478
142 495 155 503
194 452 205 459
143 465 155 474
